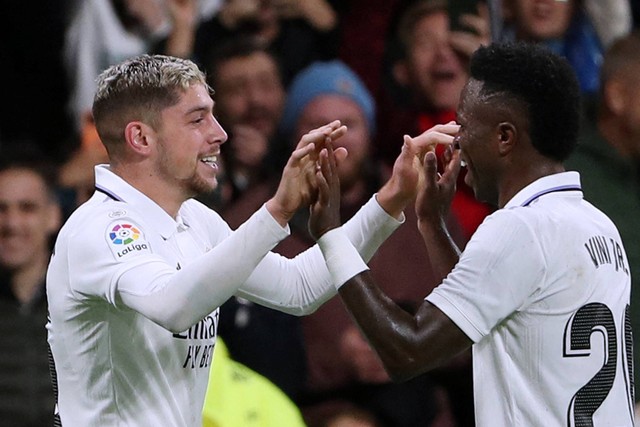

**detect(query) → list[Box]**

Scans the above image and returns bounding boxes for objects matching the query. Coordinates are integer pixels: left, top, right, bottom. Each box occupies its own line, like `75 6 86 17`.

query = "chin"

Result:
189 177 218 197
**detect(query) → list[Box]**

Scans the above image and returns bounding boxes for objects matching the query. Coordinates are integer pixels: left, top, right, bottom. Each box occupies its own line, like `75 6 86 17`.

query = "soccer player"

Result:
310 42 635 426
46 54 419 426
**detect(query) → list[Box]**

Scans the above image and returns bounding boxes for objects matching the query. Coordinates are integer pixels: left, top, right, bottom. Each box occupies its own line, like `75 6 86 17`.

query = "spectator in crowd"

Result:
500 0 632 94
377 0 492 242
194 0 340 86
64 0 220 132
0 144 62 426
203 36 288 208
565 29 640 397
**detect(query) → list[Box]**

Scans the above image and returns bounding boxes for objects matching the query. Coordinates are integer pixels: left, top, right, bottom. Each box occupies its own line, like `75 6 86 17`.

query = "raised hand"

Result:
309 142 341 240
449 2 491 58
416 142 461 225
266 120 346 227
376 122 459 218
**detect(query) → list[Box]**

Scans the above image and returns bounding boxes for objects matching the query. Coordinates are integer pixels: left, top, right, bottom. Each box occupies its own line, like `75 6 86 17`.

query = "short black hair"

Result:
0 142 58 193
470 42 581 161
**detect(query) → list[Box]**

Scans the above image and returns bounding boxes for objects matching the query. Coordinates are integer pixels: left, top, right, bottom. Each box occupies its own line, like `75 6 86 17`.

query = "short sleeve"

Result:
427 210 546 342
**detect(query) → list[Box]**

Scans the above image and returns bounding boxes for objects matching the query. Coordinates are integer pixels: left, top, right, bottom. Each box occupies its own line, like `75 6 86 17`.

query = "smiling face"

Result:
0 168 59 271
510 0 575 41
213 51 285 139
152 83 228 198
294 95 370 190
455 79 503 206
399 10 468 111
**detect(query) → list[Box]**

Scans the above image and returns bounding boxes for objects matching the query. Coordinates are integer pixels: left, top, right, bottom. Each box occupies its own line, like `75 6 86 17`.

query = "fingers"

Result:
406 125 459 155
289 142 316 164
423 151 439 188
315 149 331 206
329 125 348 142
441 146 462 184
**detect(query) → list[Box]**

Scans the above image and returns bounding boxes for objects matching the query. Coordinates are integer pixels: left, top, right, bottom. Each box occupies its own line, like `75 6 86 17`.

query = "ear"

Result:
393 61 410 86
496 122 516 156
124 121 156 156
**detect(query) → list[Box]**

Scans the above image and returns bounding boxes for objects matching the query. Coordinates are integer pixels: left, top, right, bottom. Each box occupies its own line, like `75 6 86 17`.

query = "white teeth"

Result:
201 155 217 164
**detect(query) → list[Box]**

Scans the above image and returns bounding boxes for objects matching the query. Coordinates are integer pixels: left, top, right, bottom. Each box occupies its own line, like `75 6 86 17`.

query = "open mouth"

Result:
200 155 218 167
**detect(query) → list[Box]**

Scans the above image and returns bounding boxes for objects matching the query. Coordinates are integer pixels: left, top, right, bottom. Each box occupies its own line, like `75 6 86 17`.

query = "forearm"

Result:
319 227 471 382
342 194 404 261
339 272 472 382
418 217 461 281
117 205 288 332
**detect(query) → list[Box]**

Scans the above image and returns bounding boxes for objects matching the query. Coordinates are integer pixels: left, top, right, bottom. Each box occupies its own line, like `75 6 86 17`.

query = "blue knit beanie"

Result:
280 60 376 137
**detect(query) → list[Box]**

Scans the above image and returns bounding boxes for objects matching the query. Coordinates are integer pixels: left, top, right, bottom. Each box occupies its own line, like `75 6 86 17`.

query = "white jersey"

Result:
427 172 634 426
47 165 401 426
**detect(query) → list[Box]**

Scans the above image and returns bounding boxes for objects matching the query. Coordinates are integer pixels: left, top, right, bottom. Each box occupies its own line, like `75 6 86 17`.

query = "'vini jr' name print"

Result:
584 235 629 275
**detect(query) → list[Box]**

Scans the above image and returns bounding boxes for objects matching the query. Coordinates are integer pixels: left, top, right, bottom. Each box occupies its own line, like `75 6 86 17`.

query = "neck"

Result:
111 164 185 219
498 161 565 208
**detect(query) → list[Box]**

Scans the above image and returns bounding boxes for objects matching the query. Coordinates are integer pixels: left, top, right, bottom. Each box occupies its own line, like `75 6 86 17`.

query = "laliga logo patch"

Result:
109 223 140 245
106 221 150 259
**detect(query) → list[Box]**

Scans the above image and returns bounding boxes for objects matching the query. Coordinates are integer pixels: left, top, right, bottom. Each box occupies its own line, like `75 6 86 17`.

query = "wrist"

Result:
376 179 411 219
265 198 293 227
318 228 369 288
417 215 448 235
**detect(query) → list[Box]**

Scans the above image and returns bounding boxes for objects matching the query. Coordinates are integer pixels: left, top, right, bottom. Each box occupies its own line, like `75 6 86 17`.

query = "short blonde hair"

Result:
92 54 209 151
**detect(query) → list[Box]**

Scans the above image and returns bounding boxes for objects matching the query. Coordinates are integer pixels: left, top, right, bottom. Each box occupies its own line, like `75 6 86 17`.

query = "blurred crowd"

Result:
1 0 640 426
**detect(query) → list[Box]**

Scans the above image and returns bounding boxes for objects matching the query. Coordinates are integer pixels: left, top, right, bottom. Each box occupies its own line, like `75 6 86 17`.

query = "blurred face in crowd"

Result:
0 168 60 271
213 51 285 140
508 0 575 41
294 95 370 190
604 64 640 159
395 10 468 111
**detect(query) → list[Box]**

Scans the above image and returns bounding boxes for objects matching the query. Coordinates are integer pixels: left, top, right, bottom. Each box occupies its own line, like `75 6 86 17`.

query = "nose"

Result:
209 114 228 145
0 206 21 232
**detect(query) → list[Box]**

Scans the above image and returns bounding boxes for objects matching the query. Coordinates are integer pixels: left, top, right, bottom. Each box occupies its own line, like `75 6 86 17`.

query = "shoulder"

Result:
57 198 154 260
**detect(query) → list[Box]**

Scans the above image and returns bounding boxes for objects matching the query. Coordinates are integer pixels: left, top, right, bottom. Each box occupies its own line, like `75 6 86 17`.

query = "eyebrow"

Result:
184 104 213 116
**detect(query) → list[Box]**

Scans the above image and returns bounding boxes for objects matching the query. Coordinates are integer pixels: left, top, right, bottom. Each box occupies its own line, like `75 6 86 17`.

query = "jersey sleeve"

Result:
66 207 163 305
236 194 403 315
426 209 546 342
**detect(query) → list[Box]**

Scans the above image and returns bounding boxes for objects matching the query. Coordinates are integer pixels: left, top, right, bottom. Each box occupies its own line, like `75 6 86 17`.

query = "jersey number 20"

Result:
563 303 634 427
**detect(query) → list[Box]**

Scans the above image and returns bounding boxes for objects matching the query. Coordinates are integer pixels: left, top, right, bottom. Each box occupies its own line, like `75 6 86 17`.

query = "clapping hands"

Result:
266 120 347 227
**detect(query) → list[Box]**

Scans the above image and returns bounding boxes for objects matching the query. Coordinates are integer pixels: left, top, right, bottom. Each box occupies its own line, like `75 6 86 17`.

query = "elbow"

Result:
378 340 438 383
151 308 196 334
159 318 192 335
384 357 430 383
